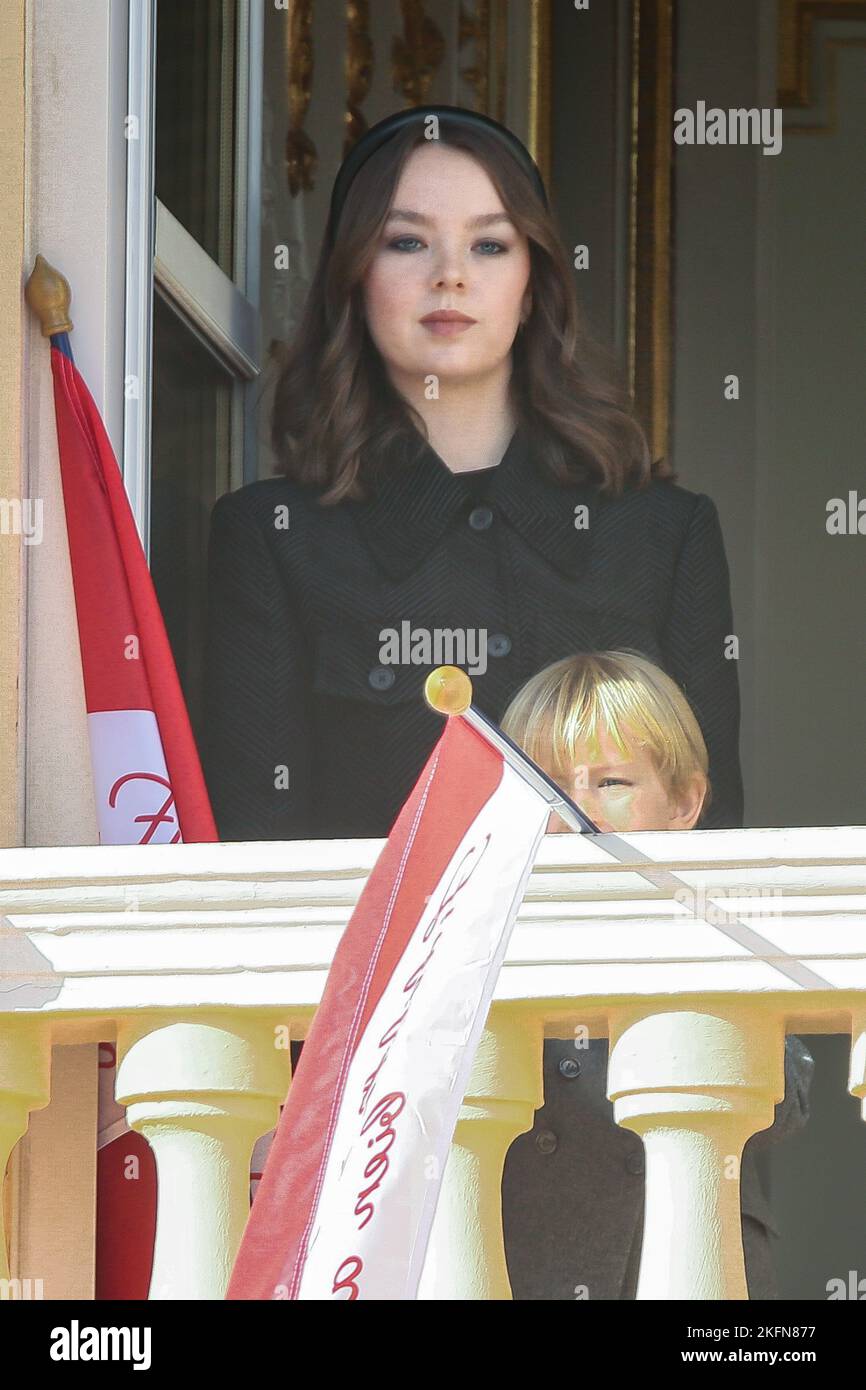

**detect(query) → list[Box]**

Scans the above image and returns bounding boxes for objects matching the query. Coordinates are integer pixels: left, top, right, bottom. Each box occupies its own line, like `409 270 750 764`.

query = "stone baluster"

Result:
417 1009 542 1300
849 1010 866 1118
115 1015 291 1299
0 1022 51 1280
607 1006 784 1300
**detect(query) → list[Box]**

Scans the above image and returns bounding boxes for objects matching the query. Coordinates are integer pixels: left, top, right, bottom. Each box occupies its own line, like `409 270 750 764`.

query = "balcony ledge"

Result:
0 824 864 1038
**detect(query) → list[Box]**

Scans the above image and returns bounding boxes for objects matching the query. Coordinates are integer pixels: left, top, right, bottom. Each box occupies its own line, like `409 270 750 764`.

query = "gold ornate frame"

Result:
778 0 866 104
777 0 866 135
528 0 552 192
522 0 675 464
628 0 675 467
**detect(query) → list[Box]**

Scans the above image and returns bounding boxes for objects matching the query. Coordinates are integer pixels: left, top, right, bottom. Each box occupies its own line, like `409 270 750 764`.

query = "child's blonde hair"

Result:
501 649 711 819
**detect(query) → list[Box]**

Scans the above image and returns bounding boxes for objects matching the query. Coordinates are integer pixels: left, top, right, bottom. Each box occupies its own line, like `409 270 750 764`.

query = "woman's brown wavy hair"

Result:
271 116 673 502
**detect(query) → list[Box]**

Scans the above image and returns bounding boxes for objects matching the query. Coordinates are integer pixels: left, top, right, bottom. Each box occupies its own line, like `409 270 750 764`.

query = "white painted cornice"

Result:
0 827 864 1034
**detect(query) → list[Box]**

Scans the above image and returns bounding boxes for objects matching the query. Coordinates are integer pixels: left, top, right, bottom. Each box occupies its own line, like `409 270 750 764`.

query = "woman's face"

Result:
543 725 707 834
362 143 532 393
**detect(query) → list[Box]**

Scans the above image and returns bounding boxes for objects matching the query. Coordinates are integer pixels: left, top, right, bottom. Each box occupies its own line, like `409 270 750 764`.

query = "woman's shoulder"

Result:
602 473 721 532
207 477 341 576
212 474 317 510
209 474 328 530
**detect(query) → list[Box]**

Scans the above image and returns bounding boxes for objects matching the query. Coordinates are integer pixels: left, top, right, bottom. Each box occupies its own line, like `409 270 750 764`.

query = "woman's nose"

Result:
432 248 467 290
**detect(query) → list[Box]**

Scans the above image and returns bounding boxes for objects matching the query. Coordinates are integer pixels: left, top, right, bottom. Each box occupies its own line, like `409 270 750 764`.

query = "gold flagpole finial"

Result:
25 255 73 337
424 665 473 716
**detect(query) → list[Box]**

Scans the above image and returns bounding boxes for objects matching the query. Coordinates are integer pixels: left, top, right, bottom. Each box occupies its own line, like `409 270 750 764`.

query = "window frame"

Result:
123 0 263 560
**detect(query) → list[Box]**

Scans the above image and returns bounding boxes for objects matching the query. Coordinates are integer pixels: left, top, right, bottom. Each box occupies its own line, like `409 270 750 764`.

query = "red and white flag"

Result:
227 714 549 1301
50 337 217 848
49 333 218 1298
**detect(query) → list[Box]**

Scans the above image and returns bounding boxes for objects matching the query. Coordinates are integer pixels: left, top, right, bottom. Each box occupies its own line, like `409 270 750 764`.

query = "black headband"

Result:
327 105 549 237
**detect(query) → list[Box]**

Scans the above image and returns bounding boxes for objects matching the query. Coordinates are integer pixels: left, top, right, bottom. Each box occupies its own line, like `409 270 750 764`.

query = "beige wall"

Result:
752 28 866 831
671 0 866 835
22 0 124 851
0 0 27 1288
669 0 866 1299
0 0 132 1297
0 0 25 850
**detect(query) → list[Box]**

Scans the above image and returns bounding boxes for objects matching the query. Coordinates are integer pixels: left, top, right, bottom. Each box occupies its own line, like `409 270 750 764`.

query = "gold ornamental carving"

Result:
393 0 446 106
285 0 317 195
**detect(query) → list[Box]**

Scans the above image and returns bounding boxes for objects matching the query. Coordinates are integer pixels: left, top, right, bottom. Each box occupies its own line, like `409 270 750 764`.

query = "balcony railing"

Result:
1 825 865 1299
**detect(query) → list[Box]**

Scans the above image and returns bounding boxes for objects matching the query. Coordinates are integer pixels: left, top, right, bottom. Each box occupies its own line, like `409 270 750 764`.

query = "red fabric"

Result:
49 344 218 1298
227 717 503 1300
50 344 217 842
95 1131 157 1301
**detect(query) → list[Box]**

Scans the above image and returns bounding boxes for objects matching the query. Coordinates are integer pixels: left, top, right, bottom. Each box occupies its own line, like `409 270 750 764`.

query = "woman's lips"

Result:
420 311 477 337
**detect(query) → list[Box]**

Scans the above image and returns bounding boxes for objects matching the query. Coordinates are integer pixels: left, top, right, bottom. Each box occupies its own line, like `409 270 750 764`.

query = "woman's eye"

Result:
598 778 632 789
387 235 425 252
385 236 507 255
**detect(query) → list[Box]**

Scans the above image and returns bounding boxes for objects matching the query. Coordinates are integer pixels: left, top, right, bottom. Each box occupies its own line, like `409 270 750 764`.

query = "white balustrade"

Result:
608 1006 784 1299
115 1015 291 1299
417 1011 543 1300
0 825 864 1299
0 1022 51 1281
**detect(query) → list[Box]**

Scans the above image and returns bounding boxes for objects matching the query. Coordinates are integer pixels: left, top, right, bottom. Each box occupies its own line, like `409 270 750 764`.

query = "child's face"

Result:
362 144 532 394
543 724 706 834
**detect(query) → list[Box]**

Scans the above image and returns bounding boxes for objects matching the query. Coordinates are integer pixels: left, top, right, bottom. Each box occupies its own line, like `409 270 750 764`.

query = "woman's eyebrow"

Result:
385 209 513 228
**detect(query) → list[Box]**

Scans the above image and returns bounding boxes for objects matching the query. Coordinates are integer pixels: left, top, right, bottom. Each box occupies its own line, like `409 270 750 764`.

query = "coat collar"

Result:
350 421 599 583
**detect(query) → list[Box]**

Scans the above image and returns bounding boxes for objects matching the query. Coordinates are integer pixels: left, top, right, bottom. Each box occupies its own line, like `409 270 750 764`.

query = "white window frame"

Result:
123 0 263 560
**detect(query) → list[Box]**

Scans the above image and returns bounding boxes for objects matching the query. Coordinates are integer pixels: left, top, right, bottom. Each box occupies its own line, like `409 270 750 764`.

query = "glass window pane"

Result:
150 292 233 742
155 0 237 276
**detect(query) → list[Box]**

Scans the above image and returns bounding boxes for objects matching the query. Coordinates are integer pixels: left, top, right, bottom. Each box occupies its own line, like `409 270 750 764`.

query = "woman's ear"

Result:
668 773 708 830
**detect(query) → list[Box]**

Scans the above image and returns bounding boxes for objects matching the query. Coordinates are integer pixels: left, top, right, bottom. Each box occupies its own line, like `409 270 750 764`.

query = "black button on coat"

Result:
202 424 744 840
502 1036 815 1300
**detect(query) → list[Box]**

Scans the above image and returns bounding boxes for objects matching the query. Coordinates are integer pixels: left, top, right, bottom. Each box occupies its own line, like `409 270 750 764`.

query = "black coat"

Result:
202 423 800 1300
502 1035 814 1301
202 423 744 839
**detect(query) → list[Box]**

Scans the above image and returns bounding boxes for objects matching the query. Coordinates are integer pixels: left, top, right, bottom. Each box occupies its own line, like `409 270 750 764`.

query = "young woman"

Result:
203 105 744 841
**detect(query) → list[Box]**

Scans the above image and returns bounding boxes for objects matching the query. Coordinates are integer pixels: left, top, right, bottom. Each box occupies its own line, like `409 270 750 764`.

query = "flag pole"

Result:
424 665 600 834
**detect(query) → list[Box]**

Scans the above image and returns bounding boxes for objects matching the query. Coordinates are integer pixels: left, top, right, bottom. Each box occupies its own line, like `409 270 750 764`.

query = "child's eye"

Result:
474 240 508 255
598 778 633 789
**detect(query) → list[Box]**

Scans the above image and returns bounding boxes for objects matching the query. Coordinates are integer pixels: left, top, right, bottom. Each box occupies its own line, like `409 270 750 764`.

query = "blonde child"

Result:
499 649 813 1300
